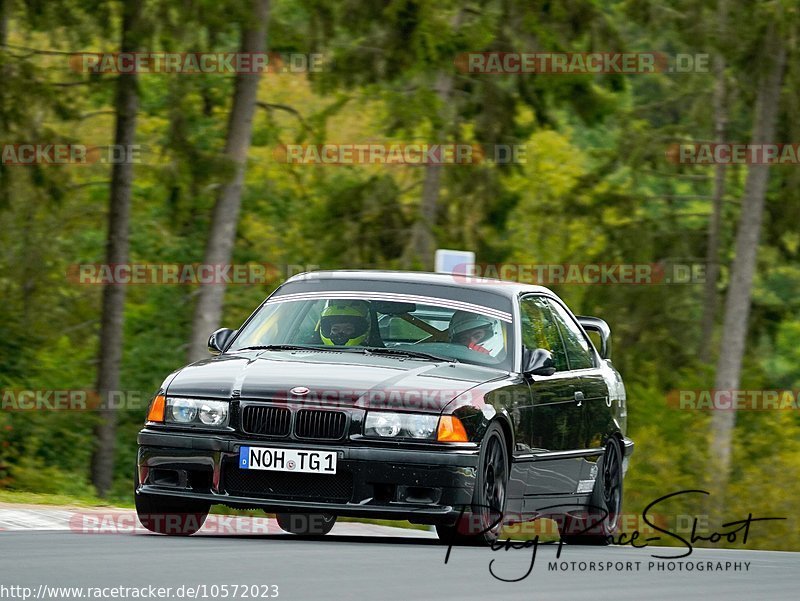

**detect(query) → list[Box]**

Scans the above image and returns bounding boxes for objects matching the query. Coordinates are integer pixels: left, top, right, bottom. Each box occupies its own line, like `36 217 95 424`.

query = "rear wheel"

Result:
436 423 508 546
275 513 336 535
134 469 210 536
560 437 623 545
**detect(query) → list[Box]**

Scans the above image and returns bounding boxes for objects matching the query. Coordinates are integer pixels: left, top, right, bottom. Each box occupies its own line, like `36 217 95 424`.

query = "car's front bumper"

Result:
136 429 479 524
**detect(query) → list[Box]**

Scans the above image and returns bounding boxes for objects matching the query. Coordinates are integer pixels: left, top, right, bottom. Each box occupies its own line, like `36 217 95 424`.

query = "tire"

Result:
134 468 210 536
560 437 623 545
275 512 337 535
436 422 508 546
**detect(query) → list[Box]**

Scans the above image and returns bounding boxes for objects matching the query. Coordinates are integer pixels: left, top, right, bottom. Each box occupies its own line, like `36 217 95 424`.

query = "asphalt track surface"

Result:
0 504 796 601
1 523 797 601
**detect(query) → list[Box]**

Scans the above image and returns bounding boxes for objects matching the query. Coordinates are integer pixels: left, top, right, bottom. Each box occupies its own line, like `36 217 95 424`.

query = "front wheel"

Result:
560 437 623 545
275 513 336 535
436 422 508 546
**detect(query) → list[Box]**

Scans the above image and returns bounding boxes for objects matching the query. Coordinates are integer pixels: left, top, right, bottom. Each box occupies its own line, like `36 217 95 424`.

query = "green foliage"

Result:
8 457 96 498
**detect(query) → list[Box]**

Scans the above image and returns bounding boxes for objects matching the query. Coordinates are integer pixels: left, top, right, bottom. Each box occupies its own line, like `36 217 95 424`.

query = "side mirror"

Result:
523 348 556 377
208 328 237 356
577 316 611 360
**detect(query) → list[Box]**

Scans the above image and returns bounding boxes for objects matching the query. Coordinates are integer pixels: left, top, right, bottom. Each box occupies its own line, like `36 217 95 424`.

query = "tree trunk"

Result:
709 31 786 497
0 0 7 47
698 0 728 364
89 0 143 497
402 70 454 270
0 0 10 206
187 0 270 362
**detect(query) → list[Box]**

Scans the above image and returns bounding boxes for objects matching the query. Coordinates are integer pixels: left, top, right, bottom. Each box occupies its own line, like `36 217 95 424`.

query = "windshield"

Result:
228 296 513 370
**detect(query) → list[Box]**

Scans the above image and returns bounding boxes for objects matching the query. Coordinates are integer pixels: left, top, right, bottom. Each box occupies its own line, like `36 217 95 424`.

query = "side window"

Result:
519 297 569 372
545 300 595 370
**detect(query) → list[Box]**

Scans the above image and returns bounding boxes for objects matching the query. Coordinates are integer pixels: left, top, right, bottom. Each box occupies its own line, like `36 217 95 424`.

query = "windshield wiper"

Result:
235 344 324 352
363 347 456 363
234 344 455 362
234 344 366 354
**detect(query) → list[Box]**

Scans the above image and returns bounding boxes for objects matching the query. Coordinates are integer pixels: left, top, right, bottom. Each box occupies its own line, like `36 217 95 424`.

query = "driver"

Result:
319 300 371 346
448 311 497 355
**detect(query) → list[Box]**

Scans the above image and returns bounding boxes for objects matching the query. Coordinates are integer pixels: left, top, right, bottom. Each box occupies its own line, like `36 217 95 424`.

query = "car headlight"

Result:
364 412 438 439
198 401 228 426
407 414 438 438
168 398 198 423
165 398 229 428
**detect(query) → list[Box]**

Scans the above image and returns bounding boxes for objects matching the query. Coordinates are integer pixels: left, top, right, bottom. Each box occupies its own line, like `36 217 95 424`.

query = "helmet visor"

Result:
320 314 369 345
453 325 492 346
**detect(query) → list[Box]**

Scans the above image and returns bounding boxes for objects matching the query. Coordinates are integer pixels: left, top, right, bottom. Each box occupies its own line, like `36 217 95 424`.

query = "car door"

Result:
546 299 612 451
517 295 585 496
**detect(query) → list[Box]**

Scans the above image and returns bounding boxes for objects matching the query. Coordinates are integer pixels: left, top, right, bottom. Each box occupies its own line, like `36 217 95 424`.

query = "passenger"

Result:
448 311 498 354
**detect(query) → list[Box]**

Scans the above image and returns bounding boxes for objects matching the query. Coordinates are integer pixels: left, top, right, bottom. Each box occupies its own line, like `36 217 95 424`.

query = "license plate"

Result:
238 446 337 474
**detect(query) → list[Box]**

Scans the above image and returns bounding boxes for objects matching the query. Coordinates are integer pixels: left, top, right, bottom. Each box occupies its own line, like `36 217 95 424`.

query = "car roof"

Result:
285 269 556 300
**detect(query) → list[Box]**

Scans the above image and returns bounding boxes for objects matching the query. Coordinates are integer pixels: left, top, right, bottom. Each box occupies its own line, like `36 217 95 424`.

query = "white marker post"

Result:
434 249 476 276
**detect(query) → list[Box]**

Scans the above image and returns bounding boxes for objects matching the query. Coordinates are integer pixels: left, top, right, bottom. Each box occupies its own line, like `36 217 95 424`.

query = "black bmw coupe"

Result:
135 270 633 544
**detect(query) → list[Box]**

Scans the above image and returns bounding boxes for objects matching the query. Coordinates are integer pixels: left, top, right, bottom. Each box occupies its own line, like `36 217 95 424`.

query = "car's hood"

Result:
165 350 505 413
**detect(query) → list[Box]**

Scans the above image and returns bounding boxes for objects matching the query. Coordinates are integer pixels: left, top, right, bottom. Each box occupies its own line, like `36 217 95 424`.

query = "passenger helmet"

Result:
448 311 496 345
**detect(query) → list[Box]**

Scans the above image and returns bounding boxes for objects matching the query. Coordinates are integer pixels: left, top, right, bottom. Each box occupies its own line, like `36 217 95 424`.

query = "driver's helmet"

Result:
448 311 498 353
320 300 371 346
